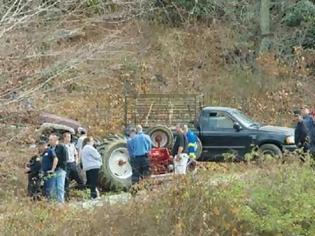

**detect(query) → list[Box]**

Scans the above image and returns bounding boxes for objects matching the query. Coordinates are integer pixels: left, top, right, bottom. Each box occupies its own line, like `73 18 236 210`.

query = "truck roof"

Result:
202 107 239 112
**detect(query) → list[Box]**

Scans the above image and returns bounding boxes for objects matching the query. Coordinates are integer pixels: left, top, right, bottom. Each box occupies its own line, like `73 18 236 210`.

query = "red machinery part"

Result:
148 147 173 175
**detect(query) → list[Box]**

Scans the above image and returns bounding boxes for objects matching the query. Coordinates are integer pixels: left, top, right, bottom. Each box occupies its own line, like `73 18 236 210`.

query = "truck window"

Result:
200 111 234 131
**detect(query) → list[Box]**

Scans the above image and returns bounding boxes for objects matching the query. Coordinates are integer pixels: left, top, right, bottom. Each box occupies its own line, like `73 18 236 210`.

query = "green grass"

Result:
1 159 315 235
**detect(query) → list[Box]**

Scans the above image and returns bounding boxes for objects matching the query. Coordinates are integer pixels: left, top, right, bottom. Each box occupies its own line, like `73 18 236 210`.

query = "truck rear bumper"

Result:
283 144 297 152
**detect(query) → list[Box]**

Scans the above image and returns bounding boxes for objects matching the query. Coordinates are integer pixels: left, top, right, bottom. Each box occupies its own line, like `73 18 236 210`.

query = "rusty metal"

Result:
38 112 83 131
124 94 204 127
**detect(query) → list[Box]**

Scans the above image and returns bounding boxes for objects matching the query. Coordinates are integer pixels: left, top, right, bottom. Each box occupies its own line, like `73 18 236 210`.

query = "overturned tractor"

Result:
37 94 203 191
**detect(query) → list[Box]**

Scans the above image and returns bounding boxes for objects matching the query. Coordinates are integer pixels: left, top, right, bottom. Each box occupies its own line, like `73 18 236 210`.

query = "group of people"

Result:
294 106 315 157
25 128 103 203
26 123 199 202
127 124 198 184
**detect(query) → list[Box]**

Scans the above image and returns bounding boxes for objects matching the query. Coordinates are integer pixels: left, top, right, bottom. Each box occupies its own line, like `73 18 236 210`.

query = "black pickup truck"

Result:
195 107 296 161
125 94 296 160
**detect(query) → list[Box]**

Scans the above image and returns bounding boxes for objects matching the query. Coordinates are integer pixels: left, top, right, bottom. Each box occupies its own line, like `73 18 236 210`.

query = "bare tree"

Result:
0 0 61 39
259 0 271 54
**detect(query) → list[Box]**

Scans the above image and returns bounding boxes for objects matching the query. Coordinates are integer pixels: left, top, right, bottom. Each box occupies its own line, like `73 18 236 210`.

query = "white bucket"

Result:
174 153 189 174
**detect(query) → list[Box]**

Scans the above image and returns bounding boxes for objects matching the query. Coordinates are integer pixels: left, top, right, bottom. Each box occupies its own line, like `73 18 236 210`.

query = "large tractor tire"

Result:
96 135 132 191
147 125 174 148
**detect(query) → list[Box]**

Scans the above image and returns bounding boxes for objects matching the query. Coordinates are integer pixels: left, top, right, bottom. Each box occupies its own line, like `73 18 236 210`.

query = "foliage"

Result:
151 0 251 26
64 162 315 235
280 0 315 50
238 163 315 234
2 161 315 235
283 0 315 27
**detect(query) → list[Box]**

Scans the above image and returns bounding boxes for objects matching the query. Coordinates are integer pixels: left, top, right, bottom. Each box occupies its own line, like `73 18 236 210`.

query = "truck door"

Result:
199 110 253 161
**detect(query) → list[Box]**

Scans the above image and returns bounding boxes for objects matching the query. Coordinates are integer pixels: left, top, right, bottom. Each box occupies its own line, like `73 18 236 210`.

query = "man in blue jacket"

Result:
127 125 152 184
183 125 198 159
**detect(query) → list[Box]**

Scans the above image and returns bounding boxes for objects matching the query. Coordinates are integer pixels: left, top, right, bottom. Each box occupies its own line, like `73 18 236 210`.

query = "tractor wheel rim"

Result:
151 131 168 148
108 147 132 179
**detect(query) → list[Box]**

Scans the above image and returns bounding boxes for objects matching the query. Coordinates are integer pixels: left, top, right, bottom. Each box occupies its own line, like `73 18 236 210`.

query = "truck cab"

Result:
195 107 296 161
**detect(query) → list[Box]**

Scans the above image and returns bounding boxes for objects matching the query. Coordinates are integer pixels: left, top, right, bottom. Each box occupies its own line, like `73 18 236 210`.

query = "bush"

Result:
148 0 226 25
59 162 315 235
283 0 315 27
1 161 315 235
238 163 315 235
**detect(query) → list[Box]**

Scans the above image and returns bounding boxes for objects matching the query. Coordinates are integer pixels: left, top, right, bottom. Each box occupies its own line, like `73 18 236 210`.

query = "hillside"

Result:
0 0 315 235
0 0 314 135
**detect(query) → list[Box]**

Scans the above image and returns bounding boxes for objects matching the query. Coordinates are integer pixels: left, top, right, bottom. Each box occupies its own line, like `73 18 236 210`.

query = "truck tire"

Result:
96 135 132 191
147 125 174 148
259 144 282 158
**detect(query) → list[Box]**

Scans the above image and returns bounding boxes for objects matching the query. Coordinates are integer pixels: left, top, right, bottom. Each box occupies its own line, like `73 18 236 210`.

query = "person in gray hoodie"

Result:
81 137 102 199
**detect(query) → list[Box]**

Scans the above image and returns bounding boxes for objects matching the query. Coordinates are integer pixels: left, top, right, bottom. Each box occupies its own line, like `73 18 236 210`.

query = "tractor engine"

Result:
148 133 173 175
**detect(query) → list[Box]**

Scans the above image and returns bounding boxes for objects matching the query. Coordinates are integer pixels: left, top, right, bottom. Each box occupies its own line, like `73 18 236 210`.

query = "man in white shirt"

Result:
63 132 84 200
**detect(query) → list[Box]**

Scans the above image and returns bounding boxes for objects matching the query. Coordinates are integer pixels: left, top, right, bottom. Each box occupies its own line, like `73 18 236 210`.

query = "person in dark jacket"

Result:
294 111 309 152
301 107 313 134
172 124 189 174
41 141 56 199
308 115 315 158
25 155 42 199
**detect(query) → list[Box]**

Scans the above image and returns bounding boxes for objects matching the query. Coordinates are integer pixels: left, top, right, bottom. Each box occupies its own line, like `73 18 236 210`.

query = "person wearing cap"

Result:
128 125 152 184
293 111 309 152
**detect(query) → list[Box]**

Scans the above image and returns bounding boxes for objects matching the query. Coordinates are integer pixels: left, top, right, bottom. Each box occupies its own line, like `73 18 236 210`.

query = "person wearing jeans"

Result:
81 137 102 199
127 125 152 184
39 141 54 199
43 173 55 199
48 134 68 203
54 168 67 203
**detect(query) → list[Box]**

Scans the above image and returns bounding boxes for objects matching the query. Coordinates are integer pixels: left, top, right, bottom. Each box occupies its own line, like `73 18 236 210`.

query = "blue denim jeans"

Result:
43 173 55 199
53 168 66 203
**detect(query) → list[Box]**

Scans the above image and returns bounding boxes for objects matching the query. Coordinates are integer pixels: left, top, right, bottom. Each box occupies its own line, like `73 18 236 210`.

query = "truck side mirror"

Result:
233 122 242 131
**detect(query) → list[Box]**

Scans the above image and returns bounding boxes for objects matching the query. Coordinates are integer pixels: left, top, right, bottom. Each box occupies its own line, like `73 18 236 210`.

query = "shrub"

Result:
283 0 315 27
59 162 315 235
148 0 227 25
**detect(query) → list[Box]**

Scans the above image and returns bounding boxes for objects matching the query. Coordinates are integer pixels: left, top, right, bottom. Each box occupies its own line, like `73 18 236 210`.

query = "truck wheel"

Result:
147 125 174 148
259 144 282 158
96 135 132 191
